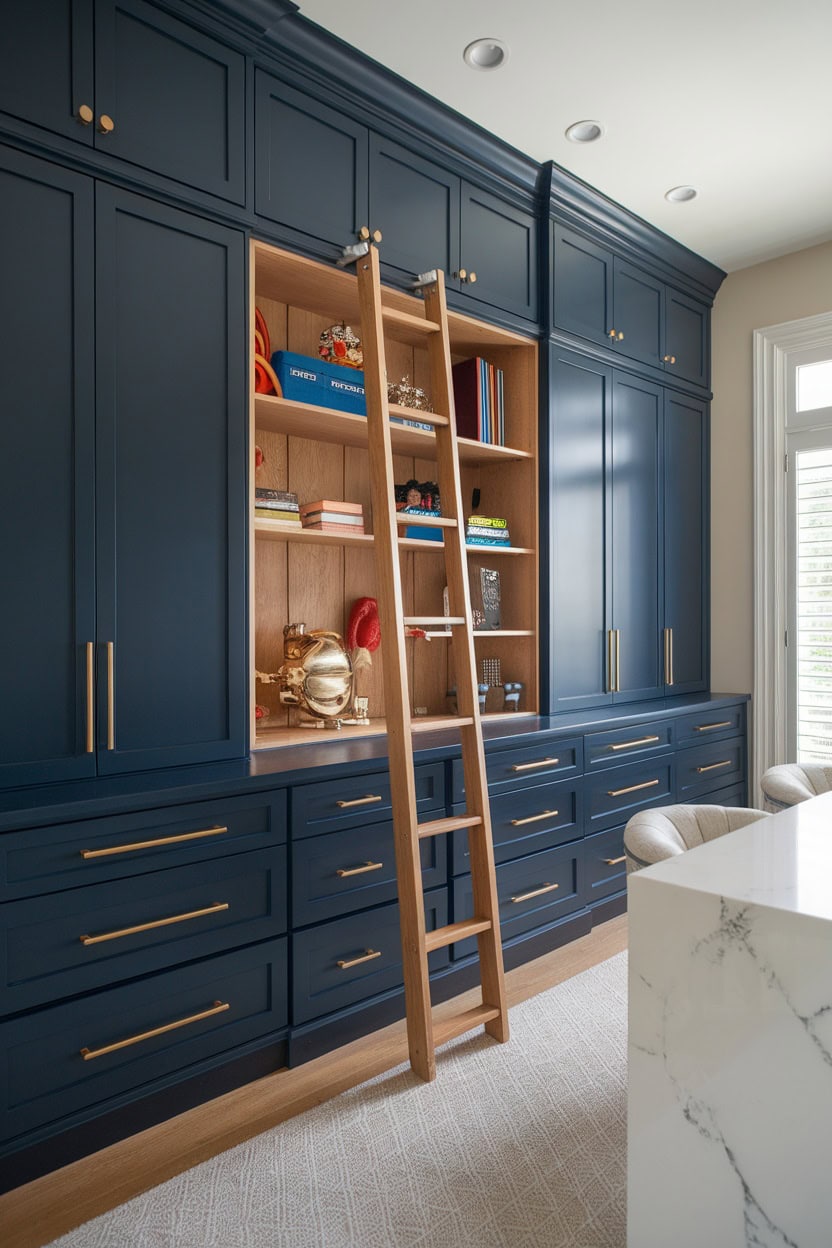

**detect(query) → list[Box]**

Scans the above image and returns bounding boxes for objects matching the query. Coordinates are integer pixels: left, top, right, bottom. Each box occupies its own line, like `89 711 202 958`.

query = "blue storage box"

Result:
271 351 366 415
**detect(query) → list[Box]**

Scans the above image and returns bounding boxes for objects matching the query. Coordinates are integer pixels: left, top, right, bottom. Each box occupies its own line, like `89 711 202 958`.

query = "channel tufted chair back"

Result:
623 804 769 873
759 764 832 813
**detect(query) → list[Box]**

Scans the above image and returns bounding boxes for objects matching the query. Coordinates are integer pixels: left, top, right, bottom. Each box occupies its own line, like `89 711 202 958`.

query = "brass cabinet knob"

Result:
468 271 477 284
358 225 370 240
616 331 624 341
98 114 115 135
662 354 677 364
76 104 94 125
608 328 617 339
454 268 467 281
372 228 382 243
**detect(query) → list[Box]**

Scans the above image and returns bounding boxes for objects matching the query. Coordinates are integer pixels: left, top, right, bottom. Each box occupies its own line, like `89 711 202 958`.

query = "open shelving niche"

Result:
250 240 539 750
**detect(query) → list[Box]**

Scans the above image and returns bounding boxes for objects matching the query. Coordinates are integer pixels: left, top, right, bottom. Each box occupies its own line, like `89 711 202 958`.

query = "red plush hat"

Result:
347 597 381 652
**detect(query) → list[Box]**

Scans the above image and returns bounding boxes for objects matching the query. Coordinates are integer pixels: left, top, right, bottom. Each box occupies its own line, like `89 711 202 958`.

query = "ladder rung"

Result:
383 307 441 336
417 814 483 839
395 513 458 528
404 616 464 627
389 404 449 428
425 917 492 953
411 715 474 733
433 1004 502 1049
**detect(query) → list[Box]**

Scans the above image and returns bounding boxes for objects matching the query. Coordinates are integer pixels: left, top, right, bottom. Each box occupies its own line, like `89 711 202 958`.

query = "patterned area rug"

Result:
49 953 627 1248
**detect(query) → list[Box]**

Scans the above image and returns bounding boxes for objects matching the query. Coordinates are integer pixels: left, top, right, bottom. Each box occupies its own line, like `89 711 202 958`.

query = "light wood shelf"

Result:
253 519 372 546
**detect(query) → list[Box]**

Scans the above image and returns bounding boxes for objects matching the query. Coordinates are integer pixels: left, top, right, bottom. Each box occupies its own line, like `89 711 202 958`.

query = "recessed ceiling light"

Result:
665 185 698 203
463 38 509 70
565 120 604 144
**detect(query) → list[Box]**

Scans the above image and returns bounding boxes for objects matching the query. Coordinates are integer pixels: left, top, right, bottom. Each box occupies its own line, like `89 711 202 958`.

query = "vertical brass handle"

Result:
615 629 621 693
76 104 94 125
607 629 614 693
106 641 115 750
668 627 673 686
85 641 94 754
98 114 115 135
664 627 674 686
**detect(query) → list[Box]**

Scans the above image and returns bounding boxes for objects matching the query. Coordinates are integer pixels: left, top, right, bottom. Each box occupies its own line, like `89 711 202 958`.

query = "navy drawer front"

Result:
292 821 445 926
292 889 448 1025
674 704 745 747
452 843 583 960
291 763 444 839
451 737 582 801
686 782 749 809
585 759 673 833
676 737 745 800
451 779 581 875
0 939 288 1145
1 793 286 902
584 720 673 770
584 825 627 904
1 847 287 1017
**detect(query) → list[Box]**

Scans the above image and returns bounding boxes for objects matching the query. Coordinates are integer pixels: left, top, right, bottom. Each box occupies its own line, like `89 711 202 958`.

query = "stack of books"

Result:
466 515 511 547
451 357 505 446
254 488 301 526
300 499 365 535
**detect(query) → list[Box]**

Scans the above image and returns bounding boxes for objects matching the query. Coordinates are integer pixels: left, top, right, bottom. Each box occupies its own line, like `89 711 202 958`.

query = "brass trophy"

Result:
276 623 354 729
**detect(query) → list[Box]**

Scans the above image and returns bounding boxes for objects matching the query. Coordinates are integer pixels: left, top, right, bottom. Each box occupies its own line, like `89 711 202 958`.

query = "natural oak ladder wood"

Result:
355 245 508 1081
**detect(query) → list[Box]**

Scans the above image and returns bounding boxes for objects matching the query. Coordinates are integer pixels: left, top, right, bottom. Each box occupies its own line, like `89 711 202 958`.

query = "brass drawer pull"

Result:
335 794 384 808
510 809 558 826
607 778 660 798
81 825 229 859
510 883 560 903
605 855 626 866
80 902 229 946
336 861 384 877
511 757 559 772
608 735 660 751
693 721 732 732
337 948 381 970
80 1000 229 1061
696 760 732 773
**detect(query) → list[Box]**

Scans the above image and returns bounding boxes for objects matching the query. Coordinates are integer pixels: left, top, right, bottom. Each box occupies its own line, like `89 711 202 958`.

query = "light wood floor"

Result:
1 914 627 1248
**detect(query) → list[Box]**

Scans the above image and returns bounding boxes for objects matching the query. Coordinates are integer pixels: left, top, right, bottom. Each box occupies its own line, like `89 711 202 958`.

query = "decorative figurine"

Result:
346 597 381 721
319 323 363 369
387 375 433 412
503 682 523 712
258 623 354 728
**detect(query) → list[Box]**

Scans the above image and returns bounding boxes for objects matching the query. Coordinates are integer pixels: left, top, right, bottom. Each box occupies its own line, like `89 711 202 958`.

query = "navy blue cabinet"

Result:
368 132 460 283
0 1 94 146
458 182 538 321
664 392 708 693
612 259 664 371
665 289 710 388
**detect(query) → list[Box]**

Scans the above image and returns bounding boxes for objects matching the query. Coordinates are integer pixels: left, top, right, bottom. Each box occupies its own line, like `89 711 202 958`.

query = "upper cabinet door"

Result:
94 0 245 203
368 134 460 282
552 225 613 348
94 188 247 774
458 184 538 322
664 393 708 693
0 146 96 788
665 289 710 388
0 0 94 144
612 259 664 371
255 73 369 253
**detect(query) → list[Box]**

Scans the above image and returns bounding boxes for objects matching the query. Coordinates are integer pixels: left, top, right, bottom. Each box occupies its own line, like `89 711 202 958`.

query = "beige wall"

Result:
710 240 832 693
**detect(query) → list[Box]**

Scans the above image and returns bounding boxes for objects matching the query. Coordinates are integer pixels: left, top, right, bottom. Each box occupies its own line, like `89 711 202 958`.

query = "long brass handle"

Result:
607 629 615 693
337 949 381 970
510 809 558 826
694 721 733 732
106 641 114 750
80 902 229 946
669 627 674 686
607 778 660 798
335 794 383 808
336 861 384 877
696 760 732 773
81 1000 229 1061
615 629 620 692
511 757 560 772
605 855 626 866
85 641 94 754
80 825 228 860
510 883 560 903
609 735 659 751
664 627 674 686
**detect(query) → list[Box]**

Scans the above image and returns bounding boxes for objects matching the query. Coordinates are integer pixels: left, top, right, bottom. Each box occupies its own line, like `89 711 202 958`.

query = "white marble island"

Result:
628 792 832 1247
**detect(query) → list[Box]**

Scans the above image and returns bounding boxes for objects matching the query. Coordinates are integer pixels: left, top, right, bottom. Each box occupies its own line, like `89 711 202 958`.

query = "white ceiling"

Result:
298 0 832 273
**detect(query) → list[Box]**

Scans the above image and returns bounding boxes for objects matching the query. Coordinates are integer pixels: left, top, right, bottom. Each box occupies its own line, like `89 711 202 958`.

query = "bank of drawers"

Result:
450 779 581 874
675 736 746 801
451 737 582 802
292 763 444 839
584 825 627 904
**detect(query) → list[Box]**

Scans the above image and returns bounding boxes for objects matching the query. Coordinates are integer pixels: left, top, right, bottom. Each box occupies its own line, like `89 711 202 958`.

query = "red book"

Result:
451 358 482 441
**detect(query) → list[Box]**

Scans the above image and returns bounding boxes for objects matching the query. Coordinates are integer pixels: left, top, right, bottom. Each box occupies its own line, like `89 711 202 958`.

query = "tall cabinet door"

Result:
613 260 663 371
546 346 613 711
368 134 460 283
0 146 96 787
95 187 246 774
611 374 664 702
551 225 613 347
664 393 708 693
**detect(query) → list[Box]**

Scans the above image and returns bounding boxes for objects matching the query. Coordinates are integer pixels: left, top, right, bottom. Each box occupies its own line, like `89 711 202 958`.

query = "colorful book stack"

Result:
254 488 301 526
451 357 505 446
466 515 511 547
300 499 365 535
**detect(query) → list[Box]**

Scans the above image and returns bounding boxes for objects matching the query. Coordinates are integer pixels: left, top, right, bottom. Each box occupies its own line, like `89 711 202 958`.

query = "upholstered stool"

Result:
624 804 769 873
759 763 832 812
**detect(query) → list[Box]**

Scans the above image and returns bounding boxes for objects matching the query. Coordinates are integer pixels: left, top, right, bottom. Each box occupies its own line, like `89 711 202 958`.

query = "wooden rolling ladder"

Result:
351 241 509 1081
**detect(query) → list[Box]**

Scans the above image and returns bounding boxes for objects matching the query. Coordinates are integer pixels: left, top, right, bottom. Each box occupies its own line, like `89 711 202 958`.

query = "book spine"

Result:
303 522 366 534
301 511 364 525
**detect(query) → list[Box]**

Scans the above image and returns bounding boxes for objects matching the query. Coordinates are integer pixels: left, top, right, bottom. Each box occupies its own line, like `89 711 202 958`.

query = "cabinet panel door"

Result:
611 374 663 701
94 0 245 202
0 147 96 788
459 184 538 321
95 187 246 773
547 347 613 711
664 393 708 693
613 259 663 370
255 73 368 252
369 134 459 282
665 289 710 387
0 0 93 145
551 225 612 347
